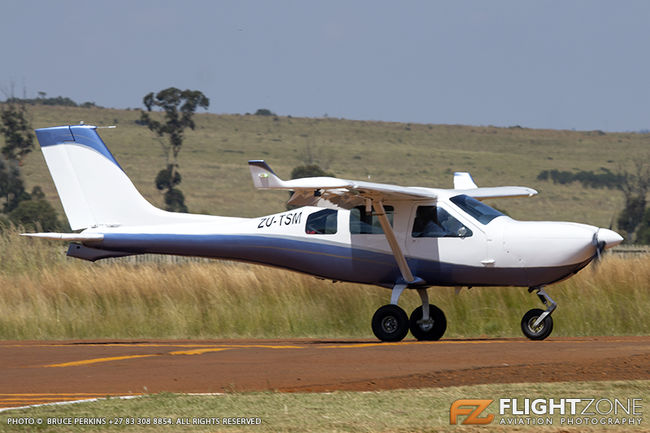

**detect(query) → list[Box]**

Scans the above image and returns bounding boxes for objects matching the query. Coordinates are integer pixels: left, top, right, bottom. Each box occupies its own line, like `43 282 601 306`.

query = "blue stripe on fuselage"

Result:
98 233 591 287
101 233 401 285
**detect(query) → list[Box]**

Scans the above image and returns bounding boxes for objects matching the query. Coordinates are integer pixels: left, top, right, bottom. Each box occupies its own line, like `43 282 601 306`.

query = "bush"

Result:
254 108 276 116
536 168 624 189
8 199 61 231
291 164 334 179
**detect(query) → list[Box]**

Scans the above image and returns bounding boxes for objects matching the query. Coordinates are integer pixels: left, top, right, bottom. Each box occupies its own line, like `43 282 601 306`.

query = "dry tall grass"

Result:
0 229 648 339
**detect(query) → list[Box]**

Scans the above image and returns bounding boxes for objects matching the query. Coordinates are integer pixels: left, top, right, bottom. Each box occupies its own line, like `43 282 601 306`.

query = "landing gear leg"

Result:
372 284 409 342
409 288 447 341
521 286 556 340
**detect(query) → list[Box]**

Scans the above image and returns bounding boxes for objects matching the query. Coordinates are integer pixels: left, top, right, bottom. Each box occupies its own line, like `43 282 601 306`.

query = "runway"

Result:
1 336 649 409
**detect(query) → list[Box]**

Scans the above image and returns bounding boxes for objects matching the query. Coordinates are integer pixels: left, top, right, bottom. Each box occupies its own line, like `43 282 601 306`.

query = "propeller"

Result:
591 231 607 269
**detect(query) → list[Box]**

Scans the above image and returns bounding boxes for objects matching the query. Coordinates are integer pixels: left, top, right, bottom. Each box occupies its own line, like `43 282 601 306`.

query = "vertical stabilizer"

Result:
35 125 213 229
453 172 478 190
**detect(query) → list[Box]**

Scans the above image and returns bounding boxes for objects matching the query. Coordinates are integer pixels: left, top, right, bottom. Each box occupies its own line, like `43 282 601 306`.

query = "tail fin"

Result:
453 172 478 189
35 125 211 230
248 160 286 189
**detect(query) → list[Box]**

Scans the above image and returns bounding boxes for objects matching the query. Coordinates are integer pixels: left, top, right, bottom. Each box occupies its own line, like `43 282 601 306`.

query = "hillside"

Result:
16 105 650 229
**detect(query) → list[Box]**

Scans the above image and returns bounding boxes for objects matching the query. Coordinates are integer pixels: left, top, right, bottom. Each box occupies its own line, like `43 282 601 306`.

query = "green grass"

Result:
16 104 650 229
0 228 648 340
2 381 649 432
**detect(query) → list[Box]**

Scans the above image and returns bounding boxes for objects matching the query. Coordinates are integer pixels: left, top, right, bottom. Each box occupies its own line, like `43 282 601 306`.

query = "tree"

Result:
0 97 60 228
636 209 650 245
139 88 209 212
0 156 28 213
9 195 61 231
286 164 335 210
291 164 334 180
254 108 276 116
616 160 650 243
0 100 34 164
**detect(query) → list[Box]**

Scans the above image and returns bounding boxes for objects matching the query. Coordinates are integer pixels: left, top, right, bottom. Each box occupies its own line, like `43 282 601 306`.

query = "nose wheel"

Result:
521 308 553 340
521 287 556 340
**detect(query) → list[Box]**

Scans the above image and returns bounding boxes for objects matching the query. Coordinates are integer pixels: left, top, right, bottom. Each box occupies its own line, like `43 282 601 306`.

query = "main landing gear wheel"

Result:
521 308 554 340
409 304 447 341
372 304 409 342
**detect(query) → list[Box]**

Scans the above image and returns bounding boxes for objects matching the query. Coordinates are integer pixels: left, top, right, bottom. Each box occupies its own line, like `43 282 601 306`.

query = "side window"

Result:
305 209 338 235
350 205 394 234
411 206 472 238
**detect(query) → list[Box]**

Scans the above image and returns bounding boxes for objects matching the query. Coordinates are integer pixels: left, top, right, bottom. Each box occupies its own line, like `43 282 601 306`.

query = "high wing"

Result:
248 162 537 287
453 171 537 199
456 186 538 200
248 160 436 208
248 163 537 208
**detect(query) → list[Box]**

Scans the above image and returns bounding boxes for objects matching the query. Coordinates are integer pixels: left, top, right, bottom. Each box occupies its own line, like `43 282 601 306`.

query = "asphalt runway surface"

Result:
1 336 649 409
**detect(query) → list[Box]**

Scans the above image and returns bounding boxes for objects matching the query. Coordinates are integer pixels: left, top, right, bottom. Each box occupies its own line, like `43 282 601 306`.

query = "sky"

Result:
2 0 649 132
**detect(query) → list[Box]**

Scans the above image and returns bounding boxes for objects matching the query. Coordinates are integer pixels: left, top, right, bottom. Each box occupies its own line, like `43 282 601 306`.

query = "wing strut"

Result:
371 200 423 285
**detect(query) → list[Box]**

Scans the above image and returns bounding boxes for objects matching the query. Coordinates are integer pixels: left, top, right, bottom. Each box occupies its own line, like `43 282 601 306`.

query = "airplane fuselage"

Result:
75 192 612 289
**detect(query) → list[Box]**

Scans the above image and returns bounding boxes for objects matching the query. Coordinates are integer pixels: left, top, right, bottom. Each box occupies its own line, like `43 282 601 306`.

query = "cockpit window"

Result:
305 209 338 234
412 206 472 238
449 194 504 225
350 205 393 234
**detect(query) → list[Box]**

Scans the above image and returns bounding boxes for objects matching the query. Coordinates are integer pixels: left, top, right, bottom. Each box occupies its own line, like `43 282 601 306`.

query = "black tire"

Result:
372 304 409 342
521 308 553 340
409 304 447 341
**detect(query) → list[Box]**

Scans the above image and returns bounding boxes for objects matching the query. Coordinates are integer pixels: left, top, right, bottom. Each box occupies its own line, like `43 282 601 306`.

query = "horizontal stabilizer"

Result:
21 232 104 242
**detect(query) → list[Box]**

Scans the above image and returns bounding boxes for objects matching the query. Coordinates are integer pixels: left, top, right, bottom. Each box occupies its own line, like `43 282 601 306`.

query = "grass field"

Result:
0 229 648 340
16 104 650 230
1 380 648 432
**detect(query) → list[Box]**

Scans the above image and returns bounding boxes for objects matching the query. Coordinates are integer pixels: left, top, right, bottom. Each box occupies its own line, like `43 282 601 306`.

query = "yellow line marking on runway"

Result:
169 348 230 356
46 354 157 368
38 344 308 367
17 337 649 369
5 337 643 350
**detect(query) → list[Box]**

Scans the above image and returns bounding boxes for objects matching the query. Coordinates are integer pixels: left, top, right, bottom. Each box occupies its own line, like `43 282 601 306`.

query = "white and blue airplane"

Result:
26 125 623 342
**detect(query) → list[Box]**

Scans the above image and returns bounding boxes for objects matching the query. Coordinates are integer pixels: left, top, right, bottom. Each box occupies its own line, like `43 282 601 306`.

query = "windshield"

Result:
449 194 504 225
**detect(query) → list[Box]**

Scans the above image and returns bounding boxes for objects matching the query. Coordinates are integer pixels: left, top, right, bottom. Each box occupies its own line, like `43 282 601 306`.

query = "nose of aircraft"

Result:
502 221 623 269
596 228 624 249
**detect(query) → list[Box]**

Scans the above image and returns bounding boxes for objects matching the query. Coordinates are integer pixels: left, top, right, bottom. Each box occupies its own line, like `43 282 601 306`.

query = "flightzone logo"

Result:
450 400 494 425
450 397 644 426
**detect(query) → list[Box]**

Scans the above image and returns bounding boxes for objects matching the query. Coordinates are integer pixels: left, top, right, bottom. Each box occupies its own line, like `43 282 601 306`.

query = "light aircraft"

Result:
26 125 623 342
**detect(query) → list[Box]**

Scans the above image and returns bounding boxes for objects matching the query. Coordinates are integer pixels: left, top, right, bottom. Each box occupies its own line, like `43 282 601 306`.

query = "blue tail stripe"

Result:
34 125 123 171
68 126 123 170
35 126 73 147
